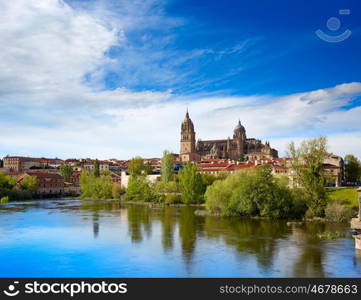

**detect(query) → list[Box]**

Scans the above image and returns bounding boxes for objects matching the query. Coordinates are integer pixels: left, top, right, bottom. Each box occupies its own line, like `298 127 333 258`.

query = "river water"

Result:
0 199 360 277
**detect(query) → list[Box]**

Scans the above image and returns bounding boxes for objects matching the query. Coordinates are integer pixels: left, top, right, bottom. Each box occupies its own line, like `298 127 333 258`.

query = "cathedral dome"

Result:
234 120 245 131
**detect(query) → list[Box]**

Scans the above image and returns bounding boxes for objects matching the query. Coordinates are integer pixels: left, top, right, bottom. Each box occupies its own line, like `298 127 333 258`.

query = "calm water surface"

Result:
0 199 360 277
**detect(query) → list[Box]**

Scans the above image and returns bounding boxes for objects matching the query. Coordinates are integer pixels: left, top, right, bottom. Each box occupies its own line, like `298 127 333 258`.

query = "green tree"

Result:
127 157 144 176
20 175 38 193
93 159 100 177
80 171 113 199
287 137 329 217
205 166 303 218
125 176 155 202
0 171 16 191
112 183 123 199
161 150 174 182
344 154 361 184
144 161 153 175
59 165 73 182
178 163 203 204
205 172 241 215
0 159 3 168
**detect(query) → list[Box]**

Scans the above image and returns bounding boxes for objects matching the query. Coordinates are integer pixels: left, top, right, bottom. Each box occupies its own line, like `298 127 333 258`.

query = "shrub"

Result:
125 176 155 202
325 202 356 222
154 181 179 194
112 183 124 199
0 196 9 203
164 193 182 204
80 171 113 199
205 171 241 215
178 163 203 204
205 165 304 219
19 175 38 192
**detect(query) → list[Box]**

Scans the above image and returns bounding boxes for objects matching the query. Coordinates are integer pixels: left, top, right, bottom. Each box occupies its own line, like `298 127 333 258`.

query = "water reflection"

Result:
0 199 359 277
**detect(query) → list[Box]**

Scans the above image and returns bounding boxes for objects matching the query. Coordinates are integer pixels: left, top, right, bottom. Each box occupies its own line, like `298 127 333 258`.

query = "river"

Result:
0 199 360 277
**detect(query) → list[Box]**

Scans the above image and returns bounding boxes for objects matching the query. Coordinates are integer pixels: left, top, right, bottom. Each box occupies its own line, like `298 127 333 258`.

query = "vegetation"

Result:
19 175 38 192
324 202 355 222
144 161 153 175
80 171 113 199
127 156 145 176
344 154 361 185
317 231 346 240
59 165 73 182
125 175 155 202
178 163 204 204
124 155 223 205
112 183 124 199
161 150 174 182
327 187 358 209
30 165 54 169
205 165 306 218
1 196 9 203
0 171 37 201
288 137 329 217
93 159 100 177
125 157 155 202
154 181 181 204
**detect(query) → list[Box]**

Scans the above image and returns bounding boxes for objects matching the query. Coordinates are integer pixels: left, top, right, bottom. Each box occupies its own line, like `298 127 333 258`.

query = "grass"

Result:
326 187 359 209
317 231 346 240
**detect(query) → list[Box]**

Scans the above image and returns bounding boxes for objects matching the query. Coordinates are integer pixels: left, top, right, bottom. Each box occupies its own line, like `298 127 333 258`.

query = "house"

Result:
3 156 40 172
17 171 64 195
82 160 110 172
120 171 160 188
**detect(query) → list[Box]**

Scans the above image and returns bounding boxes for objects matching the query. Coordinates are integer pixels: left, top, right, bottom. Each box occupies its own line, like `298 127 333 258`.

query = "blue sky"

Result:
0 0 360 159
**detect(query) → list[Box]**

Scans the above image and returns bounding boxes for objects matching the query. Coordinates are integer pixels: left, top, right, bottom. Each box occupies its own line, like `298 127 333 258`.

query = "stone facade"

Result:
3 156 40 172
180 111 278 162
323 154 345 187
17 171 64 195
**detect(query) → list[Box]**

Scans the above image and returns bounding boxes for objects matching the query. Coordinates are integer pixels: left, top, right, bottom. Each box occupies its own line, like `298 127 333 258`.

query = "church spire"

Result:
185 108 189 119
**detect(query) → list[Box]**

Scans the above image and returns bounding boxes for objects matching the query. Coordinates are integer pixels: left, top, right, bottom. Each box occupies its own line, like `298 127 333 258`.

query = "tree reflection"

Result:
161 206 176 251
76 200 355 277
92 212 99 238
178 206 199 265
126 204 152 243
203 217 288 270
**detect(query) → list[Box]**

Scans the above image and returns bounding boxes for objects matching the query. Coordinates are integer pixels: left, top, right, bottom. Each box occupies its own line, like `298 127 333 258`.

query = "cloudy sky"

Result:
0 0 360 159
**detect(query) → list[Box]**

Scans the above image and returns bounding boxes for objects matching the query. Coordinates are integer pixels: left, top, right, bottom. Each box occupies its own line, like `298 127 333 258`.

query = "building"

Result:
120 171 160 189
38 157 64 168
180 111 278 162
17 171 64 195
323 153 345 187
197 160 256 175
3 156 40 172
82 160 110 172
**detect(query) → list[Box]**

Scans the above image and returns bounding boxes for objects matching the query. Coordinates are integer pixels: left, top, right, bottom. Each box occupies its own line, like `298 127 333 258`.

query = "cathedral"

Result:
180 111 278 162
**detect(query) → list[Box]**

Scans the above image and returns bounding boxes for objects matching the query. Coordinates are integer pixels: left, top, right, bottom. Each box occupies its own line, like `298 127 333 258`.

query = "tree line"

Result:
121 137 359 220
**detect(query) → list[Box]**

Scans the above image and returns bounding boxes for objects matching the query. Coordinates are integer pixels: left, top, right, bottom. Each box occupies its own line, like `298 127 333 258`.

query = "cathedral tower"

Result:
231 120 246 160
180 110 199 162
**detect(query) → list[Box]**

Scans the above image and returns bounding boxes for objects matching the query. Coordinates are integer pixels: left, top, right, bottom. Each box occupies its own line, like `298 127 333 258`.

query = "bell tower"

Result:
232 120 246 160
180 110 198 162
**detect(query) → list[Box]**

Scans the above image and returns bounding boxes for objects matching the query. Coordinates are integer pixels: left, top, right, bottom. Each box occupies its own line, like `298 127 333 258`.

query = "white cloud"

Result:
0 0 360 160
0 0 119 97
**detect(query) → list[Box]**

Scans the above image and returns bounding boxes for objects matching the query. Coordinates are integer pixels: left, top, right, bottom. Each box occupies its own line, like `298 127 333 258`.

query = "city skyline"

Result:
1 0 361 160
